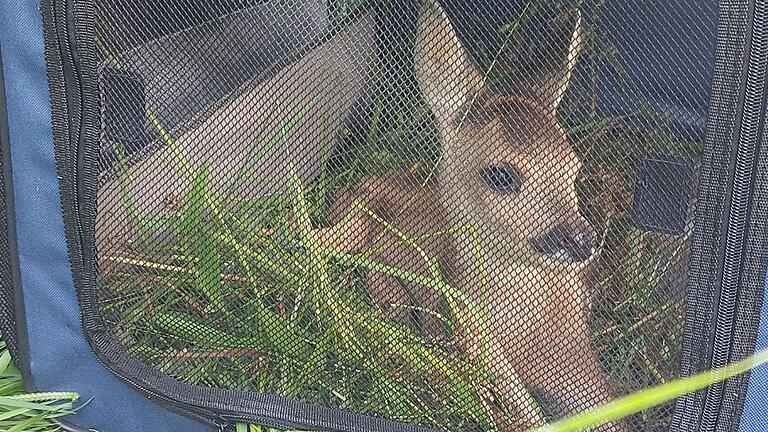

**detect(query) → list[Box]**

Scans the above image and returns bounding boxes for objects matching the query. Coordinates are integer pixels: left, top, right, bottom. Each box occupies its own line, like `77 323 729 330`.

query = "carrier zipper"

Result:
699 0 768 431
50 0 87 260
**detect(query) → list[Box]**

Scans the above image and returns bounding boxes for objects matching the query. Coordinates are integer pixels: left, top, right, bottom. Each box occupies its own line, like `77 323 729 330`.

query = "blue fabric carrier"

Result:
1 0 767 431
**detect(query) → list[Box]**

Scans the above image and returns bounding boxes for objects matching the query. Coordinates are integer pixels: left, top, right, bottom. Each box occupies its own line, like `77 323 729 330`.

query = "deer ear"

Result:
415 0 483 130
539 10 583 111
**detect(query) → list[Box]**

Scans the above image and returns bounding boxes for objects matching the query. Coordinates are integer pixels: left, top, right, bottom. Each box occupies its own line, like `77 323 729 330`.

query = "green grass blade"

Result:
284 331 329 398
0 351 10 376
178 163 226 313
245 300 313 360
0 397 75 413
7 413 48 432
0 408 33 422
228 94 320 196
150 312 264 349
532 348 768 432
194 228 225 312
6 393 78 403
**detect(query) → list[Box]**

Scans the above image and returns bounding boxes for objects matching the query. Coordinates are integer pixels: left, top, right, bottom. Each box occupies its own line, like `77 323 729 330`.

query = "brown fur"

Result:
319 169 451 336
313 1 628 430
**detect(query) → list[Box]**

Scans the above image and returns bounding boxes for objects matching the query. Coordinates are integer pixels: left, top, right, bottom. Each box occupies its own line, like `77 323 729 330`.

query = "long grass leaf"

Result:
0 397 74 413
532 348 768 432
150 312 264 349
0 352 10 376
178 163 226 313
227 95 319 197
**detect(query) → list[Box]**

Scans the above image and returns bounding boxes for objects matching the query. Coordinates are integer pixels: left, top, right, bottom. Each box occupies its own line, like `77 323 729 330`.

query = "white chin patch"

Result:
548 246 595 266
552 249 574 263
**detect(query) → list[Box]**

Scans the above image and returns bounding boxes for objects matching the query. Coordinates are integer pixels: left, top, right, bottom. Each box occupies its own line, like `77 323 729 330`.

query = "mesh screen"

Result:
93 0 713 430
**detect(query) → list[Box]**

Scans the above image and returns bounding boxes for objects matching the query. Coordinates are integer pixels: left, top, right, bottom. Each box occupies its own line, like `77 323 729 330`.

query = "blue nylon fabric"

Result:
738 272 768 432
0 2 210 431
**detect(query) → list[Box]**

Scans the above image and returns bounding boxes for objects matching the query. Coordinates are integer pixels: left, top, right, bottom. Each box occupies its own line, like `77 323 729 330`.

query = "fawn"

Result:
314 1 626 430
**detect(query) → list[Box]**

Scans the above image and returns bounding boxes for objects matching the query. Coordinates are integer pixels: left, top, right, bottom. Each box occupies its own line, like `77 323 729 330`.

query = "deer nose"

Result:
529 223 597 262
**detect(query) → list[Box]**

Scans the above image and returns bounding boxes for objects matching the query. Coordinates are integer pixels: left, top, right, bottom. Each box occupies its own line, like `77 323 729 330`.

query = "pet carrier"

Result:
0 0 767 431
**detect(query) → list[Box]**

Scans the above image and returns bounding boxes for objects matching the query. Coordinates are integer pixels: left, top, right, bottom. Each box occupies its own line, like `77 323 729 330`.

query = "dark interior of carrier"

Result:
92 0 716 430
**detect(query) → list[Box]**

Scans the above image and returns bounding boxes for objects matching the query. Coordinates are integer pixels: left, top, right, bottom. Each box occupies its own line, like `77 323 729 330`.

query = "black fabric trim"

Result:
672 1 768 431
0 41 32 380
90 332 435 432
38 0 88 402
41 0 225 429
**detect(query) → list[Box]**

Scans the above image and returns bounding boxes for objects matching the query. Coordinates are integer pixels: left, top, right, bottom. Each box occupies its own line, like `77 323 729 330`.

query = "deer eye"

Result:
482 164 525 194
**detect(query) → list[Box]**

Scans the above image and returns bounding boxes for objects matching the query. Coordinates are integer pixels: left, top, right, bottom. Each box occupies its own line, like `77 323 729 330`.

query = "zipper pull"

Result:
215 415 232 432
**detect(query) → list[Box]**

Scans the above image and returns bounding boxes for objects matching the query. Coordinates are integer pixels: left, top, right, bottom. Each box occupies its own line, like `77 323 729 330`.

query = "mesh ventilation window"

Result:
93 0 714 430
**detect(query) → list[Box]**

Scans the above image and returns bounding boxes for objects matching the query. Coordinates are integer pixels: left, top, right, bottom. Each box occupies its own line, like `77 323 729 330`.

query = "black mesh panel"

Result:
91 0 716 430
